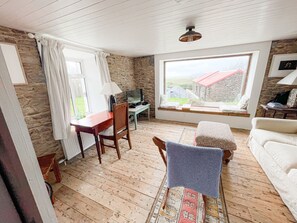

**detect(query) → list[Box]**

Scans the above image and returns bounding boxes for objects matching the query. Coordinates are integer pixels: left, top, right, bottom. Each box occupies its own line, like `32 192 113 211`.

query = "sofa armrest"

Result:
252 118 297 133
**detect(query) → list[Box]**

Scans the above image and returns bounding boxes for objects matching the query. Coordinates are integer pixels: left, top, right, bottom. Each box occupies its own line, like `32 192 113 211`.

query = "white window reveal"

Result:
0 43 27 85
66 60 90 119
164 54 251 108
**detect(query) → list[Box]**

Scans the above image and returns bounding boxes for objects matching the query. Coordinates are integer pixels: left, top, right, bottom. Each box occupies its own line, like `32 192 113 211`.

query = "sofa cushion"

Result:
288 169 297 186
219 104 247 113
251 129 297 147
264 141 297 173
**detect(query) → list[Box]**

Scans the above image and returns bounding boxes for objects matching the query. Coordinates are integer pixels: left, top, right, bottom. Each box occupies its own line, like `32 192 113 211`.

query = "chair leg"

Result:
127 132 132 149
100 136 105 154
162 187 170 209
115 139 121 159
52 158 62 183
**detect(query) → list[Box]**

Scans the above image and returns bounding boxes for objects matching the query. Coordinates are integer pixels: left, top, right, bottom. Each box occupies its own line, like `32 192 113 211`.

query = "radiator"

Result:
61 127 95 160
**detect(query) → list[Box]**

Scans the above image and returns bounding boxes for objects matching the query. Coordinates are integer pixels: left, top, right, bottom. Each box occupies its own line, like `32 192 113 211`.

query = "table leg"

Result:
76 131 84 158
134 113 137 130
272 111 276 118
94 134 102 164
148 108 150 120
283 113 288 119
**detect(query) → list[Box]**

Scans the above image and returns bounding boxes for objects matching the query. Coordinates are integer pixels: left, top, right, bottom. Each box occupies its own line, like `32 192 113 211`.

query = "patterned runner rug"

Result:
146 128 229 223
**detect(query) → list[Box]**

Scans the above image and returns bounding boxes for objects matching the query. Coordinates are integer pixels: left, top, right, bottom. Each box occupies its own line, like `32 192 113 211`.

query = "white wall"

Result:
0 43 27 84
154 41 272 129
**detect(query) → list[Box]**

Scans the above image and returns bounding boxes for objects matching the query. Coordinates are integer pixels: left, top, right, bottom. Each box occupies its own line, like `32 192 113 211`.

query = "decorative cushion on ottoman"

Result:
195 121 237 163
287 89 297 108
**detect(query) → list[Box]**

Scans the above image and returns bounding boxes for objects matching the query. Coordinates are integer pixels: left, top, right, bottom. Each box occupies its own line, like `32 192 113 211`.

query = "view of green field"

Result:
166 78 192 90
71 97 87 119
167 97 190 105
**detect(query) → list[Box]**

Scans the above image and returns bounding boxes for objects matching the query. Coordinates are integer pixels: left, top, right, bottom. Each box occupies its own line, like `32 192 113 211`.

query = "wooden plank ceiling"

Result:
0 0 297 56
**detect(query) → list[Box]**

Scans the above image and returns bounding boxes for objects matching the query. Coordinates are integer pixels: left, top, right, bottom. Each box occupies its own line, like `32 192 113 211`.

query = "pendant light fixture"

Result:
179 26 202 42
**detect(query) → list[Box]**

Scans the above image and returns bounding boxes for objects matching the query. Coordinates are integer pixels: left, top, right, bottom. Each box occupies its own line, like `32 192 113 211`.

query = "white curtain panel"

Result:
95 51 111 84
95 51 112 104
40 38 71 140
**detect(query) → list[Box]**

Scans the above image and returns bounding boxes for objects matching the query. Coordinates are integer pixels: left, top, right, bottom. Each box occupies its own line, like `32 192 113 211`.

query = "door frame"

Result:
0 47 57 222
0 109 42 222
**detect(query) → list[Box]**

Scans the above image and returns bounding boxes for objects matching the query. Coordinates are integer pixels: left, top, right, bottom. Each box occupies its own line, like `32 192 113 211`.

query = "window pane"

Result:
165 55 250 107
69 78 89 119
66 61 82 75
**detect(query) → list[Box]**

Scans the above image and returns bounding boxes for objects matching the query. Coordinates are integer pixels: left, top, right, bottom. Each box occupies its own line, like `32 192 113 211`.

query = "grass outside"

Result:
71 97 87 119
167 97 190 105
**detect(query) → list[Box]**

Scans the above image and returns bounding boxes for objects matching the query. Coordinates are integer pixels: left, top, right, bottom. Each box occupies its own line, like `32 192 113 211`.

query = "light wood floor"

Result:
49 120 295 223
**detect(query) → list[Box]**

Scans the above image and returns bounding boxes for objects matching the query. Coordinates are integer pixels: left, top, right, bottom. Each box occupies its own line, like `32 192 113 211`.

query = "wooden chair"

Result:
152 136 169 209
99 102 132 159
153 136 208 214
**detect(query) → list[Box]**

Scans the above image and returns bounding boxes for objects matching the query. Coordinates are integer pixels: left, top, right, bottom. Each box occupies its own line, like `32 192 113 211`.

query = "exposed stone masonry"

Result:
107 54 136 103
195 73 242 102
256 39 297 118
134 56 155 117
107 54 155 117
0 26 64 159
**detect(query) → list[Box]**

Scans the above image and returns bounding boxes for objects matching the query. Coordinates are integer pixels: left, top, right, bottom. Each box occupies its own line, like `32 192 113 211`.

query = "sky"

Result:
165 55 250 80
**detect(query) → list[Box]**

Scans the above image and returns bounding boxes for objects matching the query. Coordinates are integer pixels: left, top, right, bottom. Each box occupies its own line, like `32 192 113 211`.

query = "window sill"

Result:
158 106 250 117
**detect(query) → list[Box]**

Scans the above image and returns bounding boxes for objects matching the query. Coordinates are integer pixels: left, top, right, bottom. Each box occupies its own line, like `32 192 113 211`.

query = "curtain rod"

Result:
28 33 105 54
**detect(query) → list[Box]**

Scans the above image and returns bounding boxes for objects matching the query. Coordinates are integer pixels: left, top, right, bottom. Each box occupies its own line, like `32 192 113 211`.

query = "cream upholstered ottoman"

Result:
195 121 237 163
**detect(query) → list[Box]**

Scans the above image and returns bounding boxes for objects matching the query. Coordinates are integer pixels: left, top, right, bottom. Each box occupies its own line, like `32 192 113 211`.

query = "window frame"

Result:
163 53 252 107
65 58 90 119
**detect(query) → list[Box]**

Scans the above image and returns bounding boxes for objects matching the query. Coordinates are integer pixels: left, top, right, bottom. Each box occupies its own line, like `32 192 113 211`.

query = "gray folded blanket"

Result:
166 141 223 198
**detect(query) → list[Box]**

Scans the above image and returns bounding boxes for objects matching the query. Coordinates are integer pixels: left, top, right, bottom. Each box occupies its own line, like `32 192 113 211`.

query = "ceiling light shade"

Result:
100 82 122 95
179 26 202 42
277 69 297 85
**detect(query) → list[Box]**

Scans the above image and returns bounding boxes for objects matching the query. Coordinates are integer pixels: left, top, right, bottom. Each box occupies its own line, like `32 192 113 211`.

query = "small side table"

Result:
37 153 61 183
260 104 297 119
129 104 150 130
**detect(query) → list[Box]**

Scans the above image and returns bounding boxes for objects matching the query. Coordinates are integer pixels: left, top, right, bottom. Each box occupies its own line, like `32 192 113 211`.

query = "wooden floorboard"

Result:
48 119 295 223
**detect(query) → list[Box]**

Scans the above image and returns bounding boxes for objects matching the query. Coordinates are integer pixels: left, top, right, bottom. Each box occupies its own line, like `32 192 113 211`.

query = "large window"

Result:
165 54 251 107
66 60 90 119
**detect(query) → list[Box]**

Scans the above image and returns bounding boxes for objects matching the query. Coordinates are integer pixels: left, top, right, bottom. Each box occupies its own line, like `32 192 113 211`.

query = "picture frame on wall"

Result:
268 53 297 77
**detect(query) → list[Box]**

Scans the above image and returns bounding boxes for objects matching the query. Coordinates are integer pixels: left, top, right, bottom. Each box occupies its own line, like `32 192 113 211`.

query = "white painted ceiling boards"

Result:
0 0 297 56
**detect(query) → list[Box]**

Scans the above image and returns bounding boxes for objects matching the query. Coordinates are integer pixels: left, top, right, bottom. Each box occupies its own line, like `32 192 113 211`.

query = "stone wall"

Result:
107 54 136 103
207 73 243 102
256 39 297 118
134 56 155 117
107 55 156 117
0 26 64 159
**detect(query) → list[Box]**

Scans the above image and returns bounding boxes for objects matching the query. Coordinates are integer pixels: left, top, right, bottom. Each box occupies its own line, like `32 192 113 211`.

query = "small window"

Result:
164 54 251 108
66 61 82 76
66 60 90 119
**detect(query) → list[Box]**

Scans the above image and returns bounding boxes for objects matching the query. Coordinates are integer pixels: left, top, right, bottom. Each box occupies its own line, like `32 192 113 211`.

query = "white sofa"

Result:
249 118 297 220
